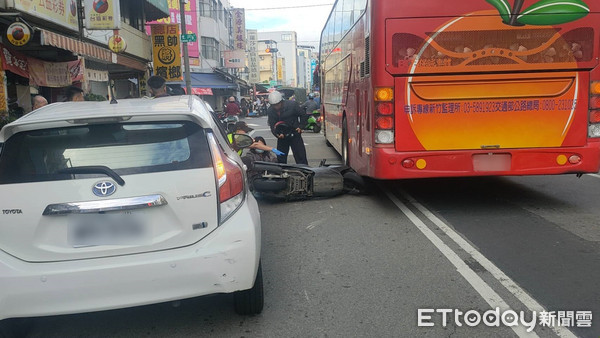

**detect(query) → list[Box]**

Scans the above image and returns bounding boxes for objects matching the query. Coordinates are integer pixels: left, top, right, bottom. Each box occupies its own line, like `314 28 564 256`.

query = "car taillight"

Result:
374 87 394 144
207 133 245 224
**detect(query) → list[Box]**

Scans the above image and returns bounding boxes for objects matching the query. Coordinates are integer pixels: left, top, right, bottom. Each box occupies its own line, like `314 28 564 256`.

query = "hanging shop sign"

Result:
29 58 84 87
108 34 127 53
84 0 121 30
6 22 32 47
231 8 246 51
1 43 83 87
150 24 182 82
13 0 79 31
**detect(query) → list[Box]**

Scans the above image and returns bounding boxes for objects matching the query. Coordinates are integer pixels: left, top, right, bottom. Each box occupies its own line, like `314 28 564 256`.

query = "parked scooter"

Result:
303 110 322 133
218 113 239 133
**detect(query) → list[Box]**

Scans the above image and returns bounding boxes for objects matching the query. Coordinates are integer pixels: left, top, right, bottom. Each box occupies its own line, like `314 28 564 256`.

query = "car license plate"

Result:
68 213 148 247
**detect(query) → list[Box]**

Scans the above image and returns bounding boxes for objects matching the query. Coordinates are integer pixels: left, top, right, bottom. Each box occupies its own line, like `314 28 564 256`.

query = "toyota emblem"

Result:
92 181 117 197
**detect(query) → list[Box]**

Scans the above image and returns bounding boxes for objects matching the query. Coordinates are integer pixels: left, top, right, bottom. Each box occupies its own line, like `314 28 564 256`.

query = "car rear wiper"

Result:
56 165 125 186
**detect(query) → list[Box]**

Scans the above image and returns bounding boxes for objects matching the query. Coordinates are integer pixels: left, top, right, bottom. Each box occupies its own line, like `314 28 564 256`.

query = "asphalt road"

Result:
24 116 599 337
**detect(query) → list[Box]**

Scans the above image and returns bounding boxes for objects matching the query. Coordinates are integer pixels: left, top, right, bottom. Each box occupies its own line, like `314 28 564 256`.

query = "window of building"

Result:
282 34 292 41
202 37 220 61
218 1 223 22
211 0 218 20
120 0 144 31
200 0 210 17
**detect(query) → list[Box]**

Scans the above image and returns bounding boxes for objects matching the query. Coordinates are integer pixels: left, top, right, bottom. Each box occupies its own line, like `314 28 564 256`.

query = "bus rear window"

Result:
390 27 594 72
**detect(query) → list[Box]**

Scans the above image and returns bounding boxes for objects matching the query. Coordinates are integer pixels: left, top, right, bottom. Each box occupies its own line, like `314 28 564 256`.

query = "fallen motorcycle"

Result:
230 133 365 201
244 159 365 200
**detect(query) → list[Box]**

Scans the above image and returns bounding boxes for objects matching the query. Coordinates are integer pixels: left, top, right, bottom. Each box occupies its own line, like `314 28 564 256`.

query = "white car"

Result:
0 96 263 332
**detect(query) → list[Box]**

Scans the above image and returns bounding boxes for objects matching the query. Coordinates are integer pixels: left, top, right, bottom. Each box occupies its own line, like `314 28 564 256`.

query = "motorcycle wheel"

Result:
313 124 321 133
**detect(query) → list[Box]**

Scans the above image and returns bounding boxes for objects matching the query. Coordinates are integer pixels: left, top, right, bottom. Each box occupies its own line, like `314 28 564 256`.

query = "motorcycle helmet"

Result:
308 93 315 99
268 91 283 105
274 121 294 138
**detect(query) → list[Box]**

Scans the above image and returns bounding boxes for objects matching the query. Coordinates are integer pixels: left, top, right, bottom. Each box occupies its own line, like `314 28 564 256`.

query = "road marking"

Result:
304 290 310 301
306 219 325 230
385 186 576 338
588 174 600 179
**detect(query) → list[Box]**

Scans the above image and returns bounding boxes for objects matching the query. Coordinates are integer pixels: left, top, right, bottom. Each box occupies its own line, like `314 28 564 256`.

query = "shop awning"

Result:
40 30 111 62
176 73 238 89
145 0 170 21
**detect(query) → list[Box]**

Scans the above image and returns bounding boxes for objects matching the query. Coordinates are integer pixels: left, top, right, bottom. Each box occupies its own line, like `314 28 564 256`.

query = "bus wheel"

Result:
342 117 349 166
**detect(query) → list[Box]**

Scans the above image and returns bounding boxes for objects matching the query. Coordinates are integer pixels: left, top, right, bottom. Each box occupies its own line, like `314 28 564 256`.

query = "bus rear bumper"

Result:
371 142 600 179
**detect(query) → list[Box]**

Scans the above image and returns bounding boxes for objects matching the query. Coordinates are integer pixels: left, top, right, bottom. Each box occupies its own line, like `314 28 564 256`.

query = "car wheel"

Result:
234 261 264 315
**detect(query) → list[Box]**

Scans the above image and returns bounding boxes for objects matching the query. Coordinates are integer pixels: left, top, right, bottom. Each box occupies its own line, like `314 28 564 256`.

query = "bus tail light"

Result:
589 81 600 137
376 116 393 129
374 87 394 144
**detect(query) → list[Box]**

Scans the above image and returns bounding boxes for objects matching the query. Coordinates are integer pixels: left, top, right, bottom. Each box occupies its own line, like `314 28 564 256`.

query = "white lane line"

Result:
383 188 537 338
588 174 600 179
396 188 577 338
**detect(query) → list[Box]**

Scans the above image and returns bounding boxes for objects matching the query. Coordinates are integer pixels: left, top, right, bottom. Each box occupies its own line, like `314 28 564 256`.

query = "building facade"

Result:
0 0 169 117
258 31 298 87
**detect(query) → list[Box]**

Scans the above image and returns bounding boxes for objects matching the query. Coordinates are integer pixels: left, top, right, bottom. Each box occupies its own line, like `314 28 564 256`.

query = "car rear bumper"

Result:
0 196 261 321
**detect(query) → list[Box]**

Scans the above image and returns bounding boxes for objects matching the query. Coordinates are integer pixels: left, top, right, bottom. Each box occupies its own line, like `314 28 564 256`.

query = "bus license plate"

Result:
473 153 511 172
68 213 147 247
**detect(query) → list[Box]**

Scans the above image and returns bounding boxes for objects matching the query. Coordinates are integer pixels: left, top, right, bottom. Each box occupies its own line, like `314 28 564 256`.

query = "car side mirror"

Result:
233 134 254 149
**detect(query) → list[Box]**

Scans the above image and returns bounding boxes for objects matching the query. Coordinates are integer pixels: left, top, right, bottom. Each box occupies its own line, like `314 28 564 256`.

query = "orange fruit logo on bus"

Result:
405 9 586 150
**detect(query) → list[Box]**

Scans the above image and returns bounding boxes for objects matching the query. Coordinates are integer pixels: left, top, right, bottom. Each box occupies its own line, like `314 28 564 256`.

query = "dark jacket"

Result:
267 100 304 136
300 99 319 114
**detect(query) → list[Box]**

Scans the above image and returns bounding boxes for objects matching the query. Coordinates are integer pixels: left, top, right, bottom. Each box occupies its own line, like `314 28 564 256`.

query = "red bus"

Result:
319 0 600 179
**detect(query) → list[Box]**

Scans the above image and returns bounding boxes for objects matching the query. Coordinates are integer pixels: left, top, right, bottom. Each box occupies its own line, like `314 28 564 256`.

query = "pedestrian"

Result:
266 91 308 165
147 76 169 98
228 121 253 155
313 92 321 107
225 96 241 117
300 93 319 114
241 98 249 116
32 95 48 110
246 136 280 163
65 86 84 102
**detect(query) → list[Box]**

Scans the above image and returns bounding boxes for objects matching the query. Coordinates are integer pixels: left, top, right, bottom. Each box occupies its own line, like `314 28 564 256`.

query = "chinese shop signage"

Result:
151 24 182 81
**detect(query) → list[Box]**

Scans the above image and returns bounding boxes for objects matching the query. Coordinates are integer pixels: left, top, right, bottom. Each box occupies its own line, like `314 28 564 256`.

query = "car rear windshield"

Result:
0 121 212 184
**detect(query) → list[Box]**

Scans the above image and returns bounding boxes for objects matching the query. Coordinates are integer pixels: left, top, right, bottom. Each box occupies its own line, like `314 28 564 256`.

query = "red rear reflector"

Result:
377 102 393 115
590 110 600 123
376 116 393 129
569 155 582 164
402 159 415 168
590 96 600 110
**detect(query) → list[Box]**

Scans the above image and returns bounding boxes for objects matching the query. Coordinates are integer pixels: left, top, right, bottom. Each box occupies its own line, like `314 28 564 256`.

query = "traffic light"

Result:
265 47 278 53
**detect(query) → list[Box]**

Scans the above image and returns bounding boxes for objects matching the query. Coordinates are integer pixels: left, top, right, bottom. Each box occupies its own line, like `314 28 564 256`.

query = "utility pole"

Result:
179 0 192 94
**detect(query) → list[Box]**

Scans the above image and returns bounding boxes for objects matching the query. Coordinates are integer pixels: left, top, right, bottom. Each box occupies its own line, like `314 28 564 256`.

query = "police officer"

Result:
266 91 308 165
